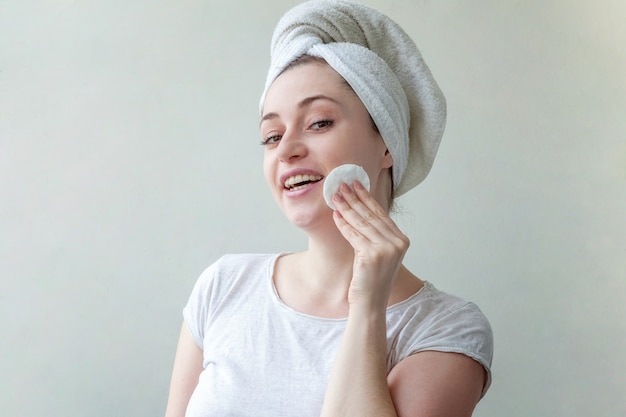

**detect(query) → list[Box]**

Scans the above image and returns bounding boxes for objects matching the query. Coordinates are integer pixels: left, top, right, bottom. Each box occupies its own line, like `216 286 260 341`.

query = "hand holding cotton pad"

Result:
323 164 371 210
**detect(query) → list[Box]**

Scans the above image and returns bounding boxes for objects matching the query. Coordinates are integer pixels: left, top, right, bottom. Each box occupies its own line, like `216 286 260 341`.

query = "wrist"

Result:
348 286 390 315
347 300 388 323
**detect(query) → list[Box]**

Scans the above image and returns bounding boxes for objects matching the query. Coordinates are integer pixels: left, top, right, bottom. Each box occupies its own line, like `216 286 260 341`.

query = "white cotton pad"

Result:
323 164 371 210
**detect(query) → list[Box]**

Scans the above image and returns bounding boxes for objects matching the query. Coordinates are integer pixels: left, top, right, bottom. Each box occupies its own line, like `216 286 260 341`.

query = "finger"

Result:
334 205 410 272
332 189 386 243
351 180 401 231
332 208 373 246
335 182 375 218
351 180 410 247
338 181 411 253
336 181 404 240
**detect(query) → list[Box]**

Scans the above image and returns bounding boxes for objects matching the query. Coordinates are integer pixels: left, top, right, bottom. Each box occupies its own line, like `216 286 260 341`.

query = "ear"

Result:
381 149 394 169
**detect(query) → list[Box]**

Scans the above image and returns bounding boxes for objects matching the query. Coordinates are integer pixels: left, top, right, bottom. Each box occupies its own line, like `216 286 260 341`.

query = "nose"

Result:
276 130 307 163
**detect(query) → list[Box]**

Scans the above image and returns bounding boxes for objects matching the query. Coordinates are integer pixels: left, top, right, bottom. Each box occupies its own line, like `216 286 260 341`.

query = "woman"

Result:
165 1 493 416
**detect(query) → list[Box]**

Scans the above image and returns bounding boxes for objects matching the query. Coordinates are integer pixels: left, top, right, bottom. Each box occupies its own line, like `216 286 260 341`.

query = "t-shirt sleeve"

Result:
182 259 221 349
402 301 494 397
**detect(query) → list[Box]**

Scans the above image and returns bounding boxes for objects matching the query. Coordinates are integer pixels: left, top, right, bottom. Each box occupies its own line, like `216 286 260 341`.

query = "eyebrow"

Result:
260 94 341 126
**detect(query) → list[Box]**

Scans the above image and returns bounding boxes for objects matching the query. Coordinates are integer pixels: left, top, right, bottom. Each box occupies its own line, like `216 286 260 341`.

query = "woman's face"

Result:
260 61 392 230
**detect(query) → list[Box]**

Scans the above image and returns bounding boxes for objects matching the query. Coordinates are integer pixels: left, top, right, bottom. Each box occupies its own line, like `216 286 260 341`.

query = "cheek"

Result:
262 154 275 187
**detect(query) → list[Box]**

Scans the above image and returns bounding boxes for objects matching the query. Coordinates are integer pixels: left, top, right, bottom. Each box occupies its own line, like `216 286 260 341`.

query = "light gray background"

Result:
1 0 625 416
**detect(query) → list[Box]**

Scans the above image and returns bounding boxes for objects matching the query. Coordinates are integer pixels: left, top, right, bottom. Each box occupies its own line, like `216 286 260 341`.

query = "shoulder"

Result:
185 253 279 311
390 282 492 339
418 283 492 339
195 253 279 283
387 282 493 390
211 252 278 269
182 253 280 346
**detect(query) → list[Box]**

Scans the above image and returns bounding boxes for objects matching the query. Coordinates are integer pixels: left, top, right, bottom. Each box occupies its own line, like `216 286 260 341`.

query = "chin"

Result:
283 204 332 231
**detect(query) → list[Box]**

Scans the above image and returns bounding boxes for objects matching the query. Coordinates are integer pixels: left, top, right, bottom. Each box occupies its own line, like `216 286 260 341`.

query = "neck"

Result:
299 218 356 296
276 212 421 317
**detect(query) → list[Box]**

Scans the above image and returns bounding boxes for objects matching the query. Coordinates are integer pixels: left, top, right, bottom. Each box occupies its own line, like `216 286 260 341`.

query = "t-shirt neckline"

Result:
265 252 432 322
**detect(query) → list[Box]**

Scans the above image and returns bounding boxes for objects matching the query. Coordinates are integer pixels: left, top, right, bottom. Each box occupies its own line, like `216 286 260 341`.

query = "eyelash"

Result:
260 119 334 146
311 119 333 130
260 135 281 146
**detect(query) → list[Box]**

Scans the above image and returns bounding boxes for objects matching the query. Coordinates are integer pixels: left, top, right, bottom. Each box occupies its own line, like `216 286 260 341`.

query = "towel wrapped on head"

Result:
259 0 447 196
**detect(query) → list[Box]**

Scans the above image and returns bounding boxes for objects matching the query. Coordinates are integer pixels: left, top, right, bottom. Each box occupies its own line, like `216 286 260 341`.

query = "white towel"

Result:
259 0 446 196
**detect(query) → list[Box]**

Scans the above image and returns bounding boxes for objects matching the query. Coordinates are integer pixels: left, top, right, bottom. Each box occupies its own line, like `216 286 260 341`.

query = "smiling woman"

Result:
164 1 493 417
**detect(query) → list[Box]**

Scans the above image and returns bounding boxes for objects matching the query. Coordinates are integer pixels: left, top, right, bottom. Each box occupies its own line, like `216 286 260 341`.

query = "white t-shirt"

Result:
183 253 493 417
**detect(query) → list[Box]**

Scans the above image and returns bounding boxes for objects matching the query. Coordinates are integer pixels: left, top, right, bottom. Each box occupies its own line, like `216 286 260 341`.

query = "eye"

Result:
310 120 333 130
260 134 282 146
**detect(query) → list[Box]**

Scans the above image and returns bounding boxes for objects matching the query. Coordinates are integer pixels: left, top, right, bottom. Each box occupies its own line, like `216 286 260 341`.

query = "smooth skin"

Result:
164 61 486 417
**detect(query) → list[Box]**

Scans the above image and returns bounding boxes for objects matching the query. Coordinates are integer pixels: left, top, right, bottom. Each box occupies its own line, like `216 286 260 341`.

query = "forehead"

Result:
263 61 354 112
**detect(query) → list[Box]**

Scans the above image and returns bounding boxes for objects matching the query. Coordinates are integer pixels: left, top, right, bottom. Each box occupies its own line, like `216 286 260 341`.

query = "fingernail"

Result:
333 192 345 203
340 183 352 194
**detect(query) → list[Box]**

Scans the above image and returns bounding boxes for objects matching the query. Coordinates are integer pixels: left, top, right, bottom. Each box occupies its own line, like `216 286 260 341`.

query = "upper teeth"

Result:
284 174 323 188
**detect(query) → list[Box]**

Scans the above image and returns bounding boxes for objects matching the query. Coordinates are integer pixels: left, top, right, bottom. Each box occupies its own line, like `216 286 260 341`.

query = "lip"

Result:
283 178 323 198
278 168 325 199
279 168 325 189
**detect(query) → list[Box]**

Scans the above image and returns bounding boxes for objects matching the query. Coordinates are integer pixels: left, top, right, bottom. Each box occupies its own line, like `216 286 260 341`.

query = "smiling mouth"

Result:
284 174 324 191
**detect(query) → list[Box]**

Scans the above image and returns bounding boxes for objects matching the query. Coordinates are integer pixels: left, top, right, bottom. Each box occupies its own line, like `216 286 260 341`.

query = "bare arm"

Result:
388 351 486 417
320 303 397 417
322 315 486 417
321 181 486 416
164 322 204 417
